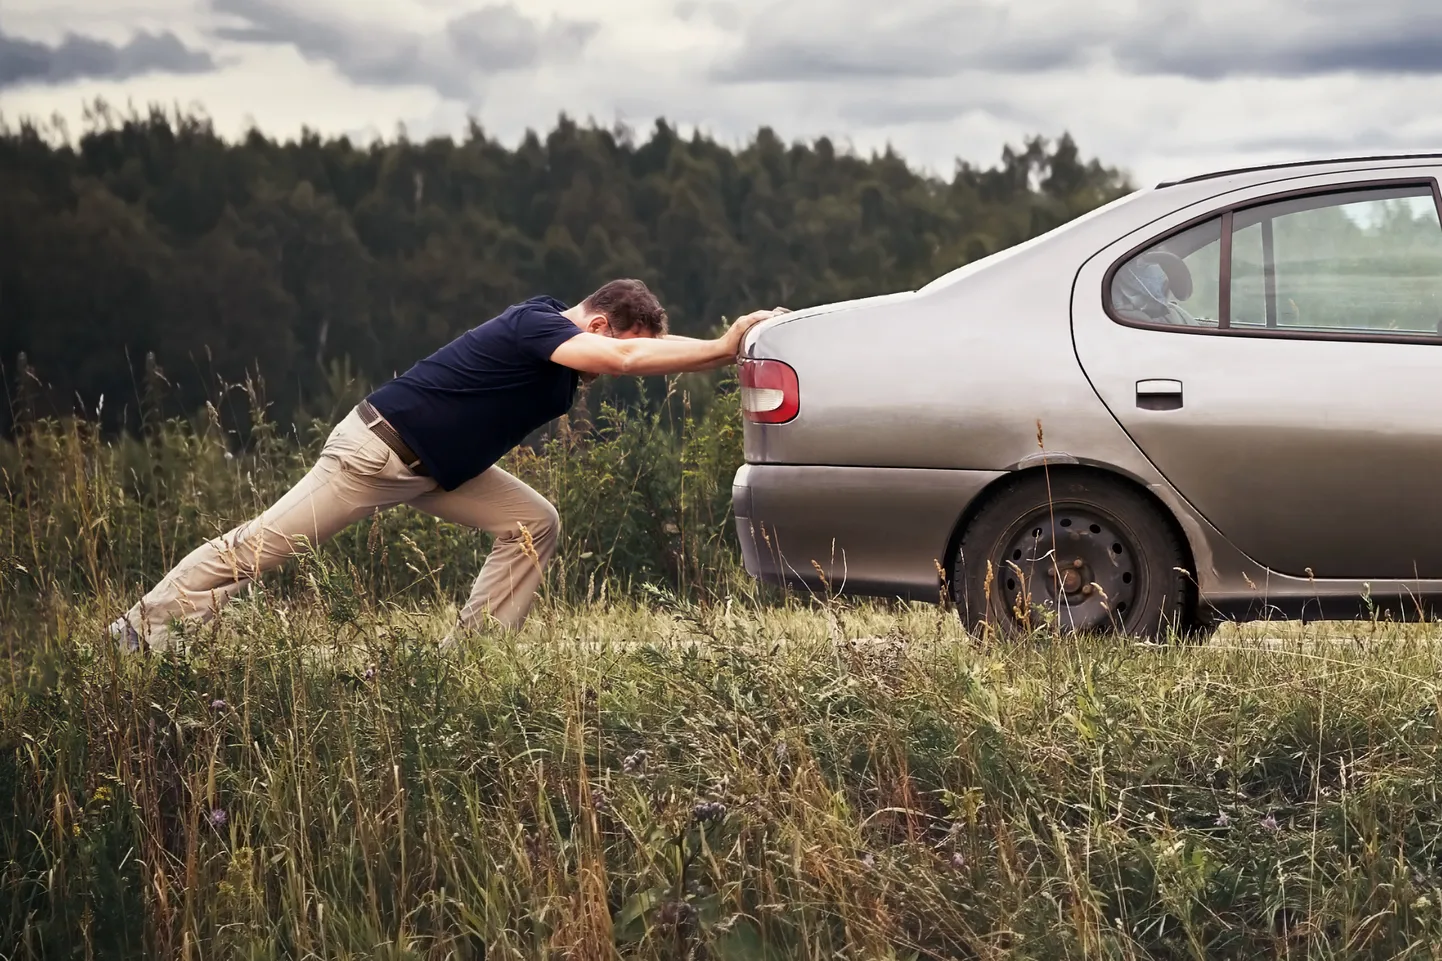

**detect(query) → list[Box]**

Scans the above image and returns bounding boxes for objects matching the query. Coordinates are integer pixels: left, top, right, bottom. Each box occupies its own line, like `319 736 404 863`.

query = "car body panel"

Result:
733 464 1004 599
1072 164 1442 581
739 219 1169 477
734 154 1442 623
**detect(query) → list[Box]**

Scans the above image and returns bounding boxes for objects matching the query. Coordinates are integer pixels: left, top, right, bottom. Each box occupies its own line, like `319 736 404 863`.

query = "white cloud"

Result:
4 0 1442 189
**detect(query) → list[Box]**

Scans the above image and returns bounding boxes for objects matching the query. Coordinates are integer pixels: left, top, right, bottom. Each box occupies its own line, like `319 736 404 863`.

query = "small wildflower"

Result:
950 852 967 871
591 789 609 812
692 800 727 824
860 852 876 870
622 750 648 775
208 808 228 829
210 698 227 712
224 451 235 461
1261 813 1279 832
91 786 112 805
1415 895 1433 912
774 741 790 765
363 666 376 681
1215 812 1231 828
658 899 697 928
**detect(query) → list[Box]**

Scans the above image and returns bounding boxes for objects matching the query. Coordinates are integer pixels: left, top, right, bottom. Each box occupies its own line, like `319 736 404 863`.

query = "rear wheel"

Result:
953 472 1194 640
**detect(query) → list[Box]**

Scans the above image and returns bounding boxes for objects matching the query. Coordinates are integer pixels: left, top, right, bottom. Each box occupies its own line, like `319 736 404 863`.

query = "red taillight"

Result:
739 358 799 424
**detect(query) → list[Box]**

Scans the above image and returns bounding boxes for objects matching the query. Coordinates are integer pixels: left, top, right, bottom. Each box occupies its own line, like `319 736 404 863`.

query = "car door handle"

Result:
1136 378 1183 411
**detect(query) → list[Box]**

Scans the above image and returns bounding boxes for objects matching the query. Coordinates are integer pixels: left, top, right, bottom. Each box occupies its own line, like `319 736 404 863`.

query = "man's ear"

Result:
584 313 610 335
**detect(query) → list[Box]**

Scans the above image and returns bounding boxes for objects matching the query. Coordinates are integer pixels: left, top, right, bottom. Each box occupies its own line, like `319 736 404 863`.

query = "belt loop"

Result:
357 399 381 428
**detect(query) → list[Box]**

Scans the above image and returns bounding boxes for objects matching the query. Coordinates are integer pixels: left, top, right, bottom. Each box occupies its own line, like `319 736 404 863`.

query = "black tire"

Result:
952 471 1193 641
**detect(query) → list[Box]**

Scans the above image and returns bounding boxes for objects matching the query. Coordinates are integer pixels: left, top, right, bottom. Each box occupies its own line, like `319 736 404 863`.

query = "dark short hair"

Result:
581 279 668 337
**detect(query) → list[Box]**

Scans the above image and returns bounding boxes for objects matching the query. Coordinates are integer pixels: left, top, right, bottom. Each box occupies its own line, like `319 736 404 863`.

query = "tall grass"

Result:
8 376 1442 959
0 370 757 633
12 599 1442 959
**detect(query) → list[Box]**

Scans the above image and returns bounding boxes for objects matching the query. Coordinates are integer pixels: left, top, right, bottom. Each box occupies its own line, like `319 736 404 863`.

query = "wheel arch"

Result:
941 463 1202 621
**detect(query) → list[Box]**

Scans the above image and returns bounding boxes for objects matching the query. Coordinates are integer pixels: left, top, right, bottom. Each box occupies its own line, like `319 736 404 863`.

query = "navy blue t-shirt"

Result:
365 296 583 490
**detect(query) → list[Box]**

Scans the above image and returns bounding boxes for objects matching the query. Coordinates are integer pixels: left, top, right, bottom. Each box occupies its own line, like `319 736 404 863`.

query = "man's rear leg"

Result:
411 466 561 649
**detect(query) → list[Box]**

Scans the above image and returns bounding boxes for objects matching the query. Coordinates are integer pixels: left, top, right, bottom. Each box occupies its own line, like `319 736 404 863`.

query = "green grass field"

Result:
11 592 1442 960
9 408 1442 959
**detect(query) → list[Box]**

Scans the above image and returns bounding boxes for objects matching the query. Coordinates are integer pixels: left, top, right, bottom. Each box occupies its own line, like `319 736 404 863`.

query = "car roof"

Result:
1156 152 1442 189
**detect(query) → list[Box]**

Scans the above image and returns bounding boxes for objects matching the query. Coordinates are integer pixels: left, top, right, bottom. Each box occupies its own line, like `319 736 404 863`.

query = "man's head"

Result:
575 279 668 340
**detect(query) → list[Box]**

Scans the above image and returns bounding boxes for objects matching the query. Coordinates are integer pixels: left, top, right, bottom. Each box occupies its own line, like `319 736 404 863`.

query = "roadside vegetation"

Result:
7 391 1442 960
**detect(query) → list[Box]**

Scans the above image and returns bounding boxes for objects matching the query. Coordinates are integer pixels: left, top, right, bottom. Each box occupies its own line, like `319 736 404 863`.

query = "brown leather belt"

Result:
356 399 430 476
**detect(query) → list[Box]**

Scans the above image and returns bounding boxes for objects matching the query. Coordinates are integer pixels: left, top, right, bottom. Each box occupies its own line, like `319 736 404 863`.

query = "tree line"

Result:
1 100 1133 438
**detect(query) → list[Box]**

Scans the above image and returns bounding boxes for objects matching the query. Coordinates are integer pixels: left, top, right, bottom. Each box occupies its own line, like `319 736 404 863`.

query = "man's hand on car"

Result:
726 306 792 356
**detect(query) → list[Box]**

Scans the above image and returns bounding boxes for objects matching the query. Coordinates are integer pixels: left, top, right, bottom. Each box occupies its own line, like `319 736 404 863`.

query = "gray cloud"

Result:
0 26 215 89
709 1 1096 83
707 0 1442 84
1118 12 1442 79
675 1 744 32
211 0 598 100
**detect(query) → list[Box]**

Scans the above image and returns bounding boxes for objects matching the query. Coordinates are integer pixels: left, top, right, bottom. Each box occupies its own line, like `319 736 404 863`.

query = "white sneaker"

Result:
438 620 476 653
439 617 505 654
108 616 141 653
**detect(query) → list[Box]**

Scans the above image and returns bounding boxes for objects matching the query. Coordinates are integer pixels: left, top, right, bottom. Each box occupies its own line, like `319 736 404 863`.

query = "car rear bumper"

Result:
732 463 1006 601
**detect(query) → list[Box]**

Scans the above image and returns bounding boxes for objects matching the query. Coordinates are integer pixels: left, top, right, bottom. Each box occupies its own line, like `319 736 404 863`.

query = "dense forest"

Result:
1 101 1133 437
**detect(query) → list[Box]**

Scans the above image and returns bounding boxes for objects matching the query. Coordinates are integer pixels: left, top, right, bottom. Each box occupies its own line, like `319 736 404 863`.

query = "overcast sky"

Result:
4 0 1442 189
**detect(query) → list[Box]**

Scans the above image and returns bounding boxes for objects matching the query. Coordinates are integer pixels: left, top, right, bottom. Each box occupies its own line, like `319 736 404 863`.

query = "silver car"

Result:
733 153 1442 638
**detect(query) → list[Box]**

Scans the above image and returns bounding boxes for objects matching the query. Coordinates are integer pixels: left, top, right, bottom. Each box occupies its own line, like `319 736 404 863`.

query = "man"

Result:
109 279 784 652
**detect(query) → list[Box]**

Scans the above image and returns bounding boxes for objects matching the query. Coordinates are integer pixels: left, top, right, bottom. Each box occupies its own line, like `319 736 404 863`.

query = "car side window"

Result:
1108 181 1442 339
1111 218 1223 327
1230 185 1442 336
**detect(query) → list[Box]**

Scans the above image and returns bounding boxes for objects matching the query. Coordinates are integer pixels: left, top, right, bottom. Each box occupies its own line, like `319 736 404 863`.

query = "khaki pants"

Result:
122 408 559 650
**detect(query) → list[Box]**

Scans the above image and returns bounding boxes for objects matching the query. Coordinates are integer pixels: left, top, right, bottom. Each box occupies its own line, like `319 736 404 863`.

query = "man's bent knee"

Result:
541 500 560 533
531 501 560 543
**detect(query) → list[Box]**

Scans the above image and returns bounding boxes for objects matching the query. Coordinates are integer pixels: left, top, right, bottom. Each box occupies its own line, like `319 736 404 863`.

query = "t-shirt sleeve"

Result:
514 304 584 363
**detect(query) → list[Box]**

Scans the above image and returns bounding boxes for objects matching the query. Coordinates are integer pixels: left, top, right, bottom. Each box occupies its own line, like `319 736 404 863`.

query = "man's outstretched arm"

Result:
659 333 726 368
550 309 783 376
